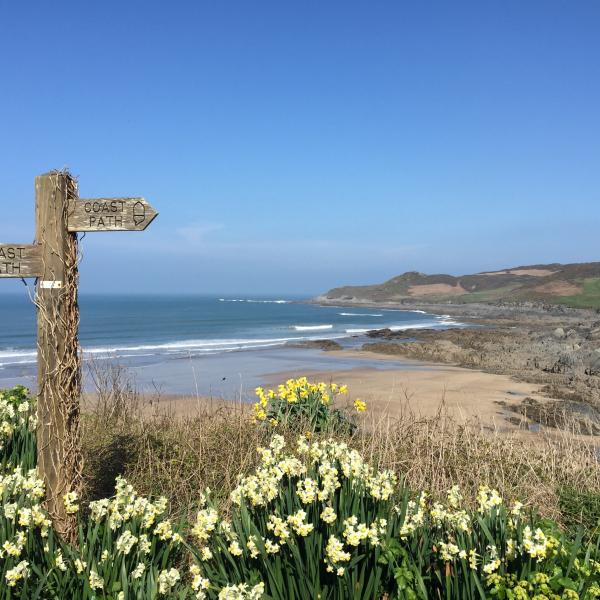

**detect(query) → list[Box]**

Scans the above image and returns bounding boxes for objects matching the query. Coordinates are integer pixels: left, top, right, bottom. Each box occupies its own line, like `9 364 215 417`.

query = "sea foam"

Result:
0 333 352 368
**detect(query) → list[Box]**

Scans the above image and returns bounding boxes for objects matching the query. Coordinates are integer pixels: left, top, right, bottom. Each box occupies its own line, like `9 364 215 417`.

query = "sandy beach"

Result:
121 349 558 434
7 297 598 435
264 352 555 427
118 300 600 437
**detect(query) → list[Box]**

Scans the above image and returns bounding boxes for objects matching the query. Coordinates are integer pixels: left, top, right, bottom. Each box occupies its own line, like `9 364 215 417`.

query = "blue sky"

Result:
0 1 598 295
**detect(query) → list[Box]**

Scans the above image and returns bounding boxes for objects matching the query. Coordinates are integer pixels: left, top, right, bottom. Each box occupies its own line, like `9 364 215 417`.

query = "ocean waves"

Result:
0 297 464 371
344 314 459 334
0 333 349 368
0 323 459 368
0 349 37 367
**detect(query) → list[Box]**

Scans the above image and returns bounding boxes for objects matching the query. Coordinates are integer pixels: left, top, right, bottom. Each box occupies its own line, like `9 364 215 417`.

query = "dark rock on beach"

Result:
365 328 425 340
291 339 343 351
350 301 600 429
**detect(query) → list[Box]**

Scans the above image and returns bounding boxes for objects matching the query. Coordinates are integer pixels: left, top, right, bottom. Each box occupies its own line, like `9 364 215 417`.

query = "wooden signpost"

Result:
0 170 158 536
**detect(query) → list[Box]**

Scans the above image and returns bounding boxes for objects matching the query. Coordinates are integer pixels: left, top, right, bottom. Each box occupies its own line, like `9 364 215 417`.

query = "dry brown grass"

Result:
353 406 600 524
80 364 600 529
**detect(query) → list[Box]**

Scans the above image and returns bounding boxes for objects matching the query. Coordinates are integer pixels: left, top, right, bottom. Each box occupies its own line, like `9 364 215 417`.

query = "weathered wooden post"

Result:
1 169 158 538
34 171 82 537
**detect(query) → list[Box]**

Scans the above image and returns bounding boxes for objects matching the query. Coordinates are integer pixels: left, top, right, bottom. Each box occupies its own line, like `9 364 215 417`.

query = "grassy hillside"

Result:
553 277 600 309
320 262 600 309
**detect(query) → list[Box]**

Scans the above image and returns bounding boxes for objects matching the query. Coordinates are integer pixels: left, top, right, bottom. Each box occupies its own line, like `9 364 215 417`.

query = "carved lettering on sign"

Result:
0 244 43 278
67 198 157 232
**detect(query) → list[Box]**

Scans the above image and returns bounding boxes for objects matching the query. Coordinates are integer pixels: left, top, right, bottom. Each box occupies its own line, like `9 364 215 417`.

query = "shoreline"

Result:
4 298 599 435
134 298 600 435
85 359 552 433
309 299 600 433
310 296 595 321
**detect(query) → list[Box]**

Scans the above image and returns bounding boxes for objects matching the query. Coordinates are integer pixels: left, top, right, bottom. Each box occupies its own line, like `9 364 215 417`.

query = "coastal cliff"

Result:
317 262 600 309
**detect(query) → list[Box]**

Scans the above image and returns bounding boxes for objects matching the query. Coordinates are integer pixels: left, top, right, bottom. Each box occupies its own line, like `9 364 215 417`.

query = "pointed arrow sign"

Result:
67 197 158 232
0 244 43 278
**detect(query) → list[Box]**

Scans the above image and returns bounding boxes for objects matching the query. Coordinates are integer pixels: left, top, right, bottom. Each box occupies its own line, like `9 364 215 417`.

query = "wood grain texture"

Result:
0 244 43 277
35 171 82 538
67 197 158 231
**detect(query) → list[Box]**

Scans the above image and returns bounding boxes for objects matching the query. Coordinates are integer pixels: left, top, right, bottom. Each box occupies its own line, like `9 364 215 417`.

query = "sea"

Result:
0 294 465 398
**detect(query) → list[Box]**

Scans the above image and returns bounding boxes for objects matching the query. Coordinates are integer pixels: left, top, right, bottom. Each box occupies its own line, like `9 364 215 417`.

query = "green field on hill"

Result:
554 278 600 309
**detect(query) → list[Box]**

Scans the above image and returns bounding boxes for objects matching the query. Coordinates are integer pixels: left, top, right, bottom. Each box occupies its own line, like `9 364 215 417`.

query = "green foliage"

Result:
1 387 187 599
251 377 362 434
559 486 600 539
2 385 600 599
382 496 600 599
186 435 397 599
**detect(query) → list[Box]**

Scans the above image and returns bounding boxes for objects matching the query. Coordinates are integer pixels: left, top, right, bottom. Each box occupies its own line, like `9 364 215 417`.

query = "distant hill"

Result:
318 262 600 309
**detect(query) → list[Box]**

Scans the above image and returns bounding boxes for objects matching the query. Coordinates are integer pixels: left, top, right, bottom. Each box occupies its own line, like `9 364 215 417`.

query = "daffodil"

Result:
63 490 79 514
353 399 367 412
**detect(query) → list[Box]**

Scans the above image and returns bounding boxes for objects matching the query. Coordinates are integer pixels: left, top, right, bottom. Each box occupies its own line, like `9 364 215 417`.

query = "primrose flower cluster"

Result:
393 483 600 598
0 451 189 596
252 377 365 434
70 475 188 593
398 484 560 573
230 434 395 509
0 387 267 598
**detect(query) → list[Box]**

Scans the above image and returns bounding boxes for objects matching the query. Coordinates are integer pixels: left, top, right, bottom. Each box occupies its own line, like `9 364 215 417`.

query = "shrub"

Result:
0 470 187 598
251 378 365 434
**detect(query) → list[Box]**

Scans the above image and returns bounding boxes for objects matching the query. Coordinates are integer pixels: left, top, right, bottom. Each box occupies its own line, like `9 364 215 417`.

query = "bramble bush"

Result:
1 385 600 599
